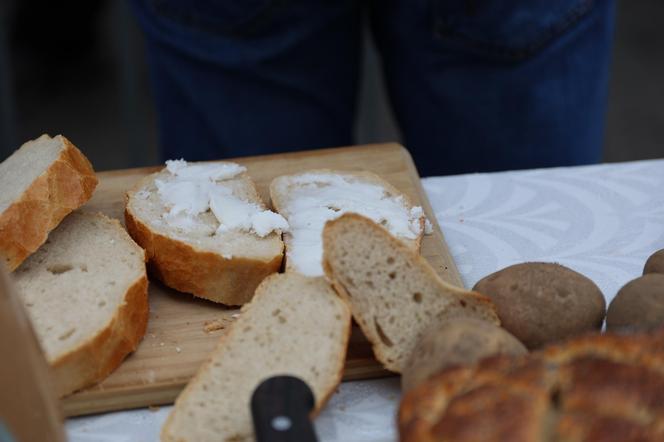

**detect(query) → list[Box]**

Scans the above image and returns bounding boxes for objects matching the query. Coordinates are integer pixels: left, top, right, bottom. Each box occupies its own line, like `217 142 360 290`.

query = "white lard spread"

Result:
284 173 426 277
155 159 288 237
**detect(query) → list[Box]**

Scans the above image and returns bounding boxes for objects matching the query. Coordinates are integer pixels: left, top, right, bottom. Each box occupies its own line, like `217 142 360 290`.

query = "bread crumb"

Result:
204 319 227 333
175 347 182 353
144 370 156 384
159 342 165 347
148 405 160 412
231 313 241 319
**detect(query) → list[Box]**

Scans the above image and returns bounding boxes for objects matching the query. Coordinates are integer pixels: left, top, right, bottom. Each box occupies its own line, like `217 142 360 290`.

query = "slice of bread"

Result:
0 134 98 271
270 169 425 277
13 211 148 397
161 272 351 442
125 162 284 306
322 213 499 373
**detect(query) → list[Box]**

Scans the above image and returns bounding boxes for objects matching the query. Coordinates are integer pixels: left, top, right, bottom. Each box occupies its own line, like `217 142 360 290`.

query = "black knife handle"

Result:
251 376 318 442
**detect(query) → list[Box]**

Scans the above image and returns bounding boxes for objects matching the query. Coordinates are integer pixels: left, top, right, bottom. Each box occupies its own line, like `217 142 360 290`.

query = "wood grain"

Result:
62 143 462 417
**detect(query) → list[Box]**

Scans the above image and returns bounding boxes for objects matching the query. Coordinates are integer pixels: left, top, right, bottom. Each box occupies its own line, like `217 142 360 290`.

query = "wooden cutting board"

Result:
62 143 462 417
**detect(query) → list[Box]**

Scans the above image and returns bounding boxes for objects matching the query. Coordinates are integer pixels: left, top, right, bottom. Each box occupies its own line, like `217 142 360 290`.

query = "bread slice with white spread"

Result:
13 211 148 397
161 272 351 442
322 213 499 373
0 134 98 271
125 160 288 305
270 169 427 277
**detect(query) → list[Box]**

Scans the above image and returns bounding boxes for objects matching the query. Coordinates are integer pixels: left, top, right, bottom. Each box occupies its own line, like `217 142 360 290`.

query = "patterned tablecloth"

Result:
67 159 664 442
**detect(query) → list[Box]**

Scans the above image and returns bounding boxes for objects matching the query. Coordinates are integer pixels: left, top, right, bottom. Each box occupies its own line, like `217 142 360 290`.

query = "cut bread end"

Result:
13 211 148 396
0 134 98 271
161 272 351 442
322 213 499 373
125 165 284 305
270 169 424 277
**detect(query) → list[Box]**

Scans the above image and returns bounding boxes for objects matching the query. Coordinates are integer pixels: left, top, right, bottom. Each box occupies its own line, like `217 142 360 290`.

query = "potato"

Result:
607 274 664 332
401 317 526 392
473 262 605 349
644 249 664 275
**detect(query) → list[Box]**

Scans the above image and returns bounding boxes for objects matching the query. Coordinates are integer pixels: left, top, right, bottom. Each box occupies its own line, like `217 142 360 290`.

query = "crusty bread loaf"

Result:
399 329 664 442
322 214 499 373
0 134 97 271
125 163 284 306
13 211 148 397
401 318 526 392
270 169 425 277
162 272 351 442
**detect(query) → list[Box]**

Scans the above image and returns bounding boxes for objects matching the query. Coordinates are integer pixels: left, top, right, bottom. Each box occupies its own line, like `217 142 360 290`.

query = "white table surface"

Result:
67 159 664 442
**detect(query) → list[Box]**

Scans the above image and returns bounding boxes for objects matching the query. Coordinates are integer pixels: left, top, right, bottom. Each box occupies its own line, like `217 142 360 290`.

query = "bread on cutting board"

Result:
270 169 427 277
14 211 148 397
322 213 499 373
0 134 97 271
399 329 664 442
162 272 351 442
125 160 288 306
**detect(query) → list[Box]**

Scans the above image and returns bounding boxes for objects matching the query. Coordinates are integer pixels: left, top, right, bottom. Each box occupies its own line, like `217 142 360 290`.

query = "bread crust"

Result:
125 201 283 306
161 273 352 442
47 216 149 397
53 273 149 397
0 135 98 271
399 329 664 442
322 213 499 373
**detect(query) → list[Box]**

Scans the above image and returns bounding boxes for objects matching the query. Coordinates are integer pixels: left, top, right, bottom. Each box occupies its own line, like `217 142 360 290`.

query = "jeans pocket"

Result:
432 0 595 61
149 0 283 37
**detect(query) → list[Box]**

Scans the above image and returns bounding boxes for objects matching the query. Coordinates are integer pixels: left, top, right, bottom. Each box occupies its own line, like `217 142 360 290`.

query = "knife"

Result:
251 375 319 442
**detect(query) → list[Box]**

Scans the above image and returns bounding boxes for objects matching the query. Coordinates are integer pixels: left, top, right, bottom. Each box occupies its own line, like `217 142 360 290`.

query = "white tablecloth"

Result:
67 159 664 442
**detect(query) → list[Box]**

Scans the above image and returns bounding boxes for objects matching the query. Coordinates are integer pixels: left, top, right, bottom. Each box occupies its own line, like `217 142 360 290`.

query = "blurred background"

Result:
0 0 662 171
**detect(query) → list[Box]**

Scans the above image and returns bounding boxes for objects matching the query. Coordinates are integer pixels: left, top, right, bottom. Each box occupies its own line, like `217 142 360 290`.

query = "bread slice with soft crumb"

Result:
0 134 98 271
270 169 425 277
125 163 284 306
13 211 148 397
161 272 351 442
322 213 499 373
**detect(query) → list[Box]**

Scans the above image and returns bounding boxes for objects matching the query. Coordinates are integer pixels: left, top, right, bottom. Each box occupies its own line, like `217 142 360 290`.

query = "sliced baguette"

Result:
161 272 351 442
0 134 98 271
125 164 284 306
322 213 499 373
13 211 148 397
270 169 424 277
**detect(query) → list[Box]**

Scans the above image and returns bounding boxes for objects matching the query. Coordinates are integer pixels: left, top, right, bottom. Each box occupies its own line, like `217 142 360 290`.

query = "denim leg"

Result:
130 0 363 161
371 0 617 176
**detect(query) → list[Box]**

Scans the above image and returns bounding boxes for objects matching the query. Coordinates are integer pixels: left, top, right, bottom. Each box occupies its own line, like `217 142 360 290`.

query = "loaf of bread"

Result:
607 274 664 332
13 212 148 396
473 262 606 349
322 213 499 373
0 134 97 271
125 160 286 305
161 272 351 442
401 318 526 392
399 329 664 442
270 169 425 277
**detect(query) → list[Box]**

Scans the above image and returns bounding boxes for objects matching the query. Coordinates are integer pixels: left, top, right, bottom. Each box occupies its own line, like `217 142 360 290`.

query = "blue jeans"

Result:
131 0 615 176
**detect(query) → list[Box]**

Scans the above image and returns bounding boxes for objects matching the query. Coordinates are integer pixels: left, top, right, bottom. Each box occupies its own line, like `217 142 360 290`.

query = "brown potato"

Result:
473 262 605 349
644 249 664 275
401 317 526 392
607 274 664 332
